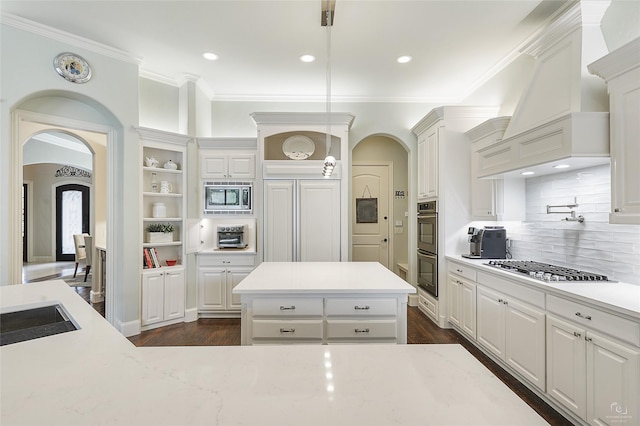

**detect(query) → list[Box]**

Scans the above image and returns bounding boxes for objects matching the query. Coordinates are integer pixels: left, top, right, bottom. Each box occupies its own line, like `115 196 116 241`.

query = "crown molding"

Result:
1 12 140 66
588 37 640 82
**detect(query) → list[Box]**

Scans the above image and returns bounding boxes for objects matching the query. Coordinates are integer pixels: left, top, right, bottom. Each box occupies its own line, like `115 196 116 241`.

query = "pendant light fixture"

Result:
322 0 336 177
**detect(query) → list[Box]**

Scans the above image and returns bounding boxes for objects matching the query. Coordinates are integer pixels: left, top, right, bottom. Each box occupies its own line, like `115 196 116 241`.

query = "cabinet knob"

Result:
614 208 620 213
381 238 388 243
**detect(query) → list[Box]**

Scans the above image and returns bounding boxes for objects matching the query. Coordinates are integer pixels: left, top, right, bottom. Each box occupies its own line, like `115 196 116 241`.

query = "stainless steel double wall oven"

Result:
417 201 438 298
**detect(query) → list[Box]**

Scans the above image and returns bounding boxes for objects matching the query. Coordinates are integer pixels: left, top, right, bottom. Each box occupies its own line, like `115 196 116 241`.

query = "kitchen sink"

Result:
0 303 78 346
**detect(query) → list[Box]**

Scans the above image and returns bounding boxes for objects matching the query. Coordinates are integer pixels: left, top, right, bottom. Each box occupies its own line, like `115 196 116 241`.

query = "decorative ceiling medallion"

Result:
53 52 92 83
55 165 91 178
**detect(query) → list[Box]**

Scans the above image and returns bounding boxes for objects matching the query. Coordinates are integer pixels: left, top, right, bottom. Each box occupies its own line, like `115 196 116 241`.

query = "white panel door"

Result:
164 268 185 321
546 315 587 420
505 298 546 391
447 275 461 328
460 279 477 339
227 268 252 310
201 154 228 179
197 267 226 310
587 331 640 425
299 180 340 262
351 164 390 267
228 154 255 179
476 286 506 359
141 271 165 326
264 181 294 262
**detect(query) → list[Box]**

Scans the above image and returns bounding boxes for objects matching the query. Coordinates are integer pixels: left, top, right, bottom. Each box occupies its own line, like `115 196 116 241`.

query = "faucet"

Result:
547 197 585 223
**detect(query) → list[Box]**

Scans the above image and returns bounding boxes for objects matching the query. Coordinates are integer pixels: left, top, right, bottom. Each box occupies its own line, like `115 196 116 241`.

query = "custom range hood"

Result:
477 1 611 179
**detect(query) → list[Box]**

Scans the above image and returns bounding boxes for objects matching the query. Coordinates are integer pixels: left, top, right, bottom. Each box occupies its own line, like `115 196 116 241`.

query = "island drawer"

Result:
326 298 397 316
448 261 477 282
251 297 323 317
326 319 397 340
252 319 323 340
547 294 640 346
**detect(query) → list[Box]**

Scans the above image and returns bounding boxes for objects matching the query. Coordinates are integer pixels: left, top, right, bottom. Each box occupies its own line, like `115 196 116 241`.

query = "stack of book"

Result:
143 247 161 268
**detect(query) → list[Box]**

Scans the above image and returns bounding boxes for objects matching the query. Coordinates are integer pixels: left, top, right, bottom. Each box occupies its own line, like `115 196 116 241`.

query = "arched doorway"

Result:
352 135 409 279
10 97 119 325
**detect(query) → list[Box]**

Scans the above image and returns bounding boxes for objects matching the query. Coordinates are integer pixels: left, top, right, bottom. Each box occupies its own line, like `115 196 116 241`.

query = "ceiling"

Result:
1 0 573 103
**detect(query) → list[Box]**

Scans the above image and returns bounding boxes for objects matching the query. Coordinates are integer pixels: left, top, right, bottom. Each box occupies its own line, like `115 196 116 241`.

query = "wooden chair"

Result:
72 233 90 278
83 235 93 282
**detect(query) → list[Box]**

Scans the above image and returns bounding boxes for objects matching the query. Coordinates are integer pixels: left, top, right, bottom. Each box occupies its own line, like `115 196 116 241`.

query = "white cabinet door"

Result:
417 134 427 199
546 315 587 419
587 331 640 425
447 274 461 328
425 128 439 199
227 268 251 310
476 286 506 359
505 298 546 391
201 154 228 179
228 154 255 179
264 181 294 262
197 267 226 310
164 268 185 321
299 180 340 262
460 279 477 339
141 271 165 326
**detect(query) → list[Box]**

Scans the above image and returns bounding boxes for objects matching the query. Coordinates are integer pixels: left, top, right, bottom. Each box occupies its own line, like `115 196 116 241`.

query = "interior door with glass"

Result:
56 184 90 261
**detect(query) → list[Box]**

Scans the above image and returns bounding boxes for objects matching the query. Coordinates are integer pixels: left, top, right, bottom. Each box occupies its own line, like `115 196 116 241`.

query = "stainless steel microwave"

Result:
203 182 252 214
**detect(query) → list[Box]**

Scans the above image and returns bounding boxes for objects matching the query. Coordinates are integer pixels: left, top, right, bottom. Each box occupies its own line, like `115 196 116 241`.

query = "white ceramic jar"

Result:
152 202 166 218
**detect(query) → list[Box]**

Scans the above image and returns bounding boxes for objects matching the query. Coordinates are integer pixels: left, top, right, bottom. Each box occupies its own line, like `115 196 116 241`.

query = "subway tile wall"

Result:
506 164 640 285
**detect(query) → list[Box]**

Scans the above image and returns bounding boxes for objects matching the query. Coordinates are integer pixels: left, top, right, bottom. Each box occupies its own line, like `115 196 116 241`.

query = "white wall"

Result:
504 165 640 285
1 21 140 333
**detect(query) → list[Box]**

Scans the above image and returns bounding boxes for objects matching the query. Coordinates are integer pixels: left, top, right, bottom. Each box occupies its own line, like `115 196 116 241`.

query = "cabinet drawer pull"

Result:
279 328 296 333
354 328 370 333
575 312 592 320
573 332 581 338
497 298 504 303
585 336 593 342
354 306 370 310
456 269 463 273
280 306 296 311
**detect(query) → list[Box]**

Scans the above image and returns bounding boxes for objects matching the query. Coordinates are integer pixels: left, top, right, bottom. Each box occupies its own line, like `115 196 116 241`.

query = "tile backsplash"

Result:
495 164 639 285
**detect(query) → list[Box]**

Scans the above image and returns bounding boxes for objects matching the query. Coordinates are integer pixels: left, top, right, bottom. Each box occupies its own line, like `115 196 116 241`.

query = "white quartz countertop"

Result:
233 262 417 294
0 281 546 426
447 255 640 320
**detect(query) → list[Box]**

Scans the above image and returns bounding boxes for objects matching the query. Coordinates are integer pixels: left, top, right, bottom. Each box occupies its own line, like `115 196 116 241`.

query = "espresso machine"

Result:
462 226 507 259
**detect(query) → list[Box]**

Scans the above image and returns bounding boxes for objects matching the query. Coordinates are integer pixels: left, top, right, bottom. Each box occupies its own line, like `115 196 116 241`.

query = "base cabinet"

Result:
141 267 185 328
477 286 546 391
197 267 252 314
547 314 640 424
447 273 476 339
417 287 438 324
197 253 255 317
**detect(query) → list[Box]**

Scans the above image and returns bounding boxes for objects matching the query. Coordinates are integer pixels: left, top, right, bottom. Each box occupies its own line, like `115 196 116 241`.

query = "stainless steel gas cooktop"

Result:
485 260 612 282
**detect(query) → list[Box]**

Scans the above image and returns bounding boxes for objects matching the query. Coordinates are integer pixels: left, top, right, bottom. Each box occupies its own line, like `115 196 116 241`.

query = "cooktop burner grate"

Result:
485 260 611 282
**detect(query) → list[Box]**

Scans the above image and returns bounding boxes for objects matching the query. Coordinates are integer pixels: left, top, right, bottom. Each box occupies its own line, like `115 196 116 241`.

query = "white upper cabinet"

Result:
466 117 525 221
197 138 257 180
589 37 640 224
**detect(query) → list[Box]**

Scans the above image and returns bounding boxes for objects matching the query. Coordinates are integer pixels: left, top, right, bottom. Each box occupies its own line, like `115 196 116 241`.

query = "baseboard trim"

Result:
185 307 198 323
90 290 104 303
408 294 418 307
118 319 141 337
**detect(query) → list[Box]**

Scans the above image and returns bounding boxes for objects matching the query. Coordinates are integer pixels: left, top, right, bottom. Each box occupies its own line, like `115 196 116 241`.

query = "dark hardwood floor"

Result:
27 272 570 426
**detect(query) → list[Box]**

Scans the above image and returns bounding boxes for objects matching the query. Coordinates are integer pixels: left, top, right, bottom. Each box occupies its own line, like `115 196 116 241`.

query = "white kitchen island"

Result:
0 280 548 426
233 262 417 345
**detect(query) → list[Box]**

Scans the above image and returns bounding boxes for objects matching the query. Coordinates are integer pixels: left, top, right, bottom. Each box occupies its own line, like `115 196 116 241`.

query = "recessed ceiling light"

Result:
202 52 218 61
300 54 316 63
553 164 570 169
397 55 413 64
521 171 535 176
